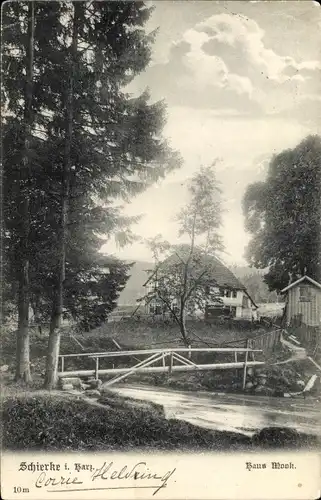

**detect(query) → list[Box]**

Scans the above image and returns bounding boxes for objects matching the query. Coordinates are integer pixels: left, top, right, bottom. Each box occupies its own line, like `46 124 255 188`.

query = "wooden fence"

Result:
222 328 281 356
248 329 281 353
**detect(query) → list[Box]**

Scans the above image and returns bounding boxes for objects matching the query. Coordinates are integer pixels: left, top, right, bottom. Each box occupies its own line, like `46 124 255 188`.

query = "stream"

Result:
108 384 321 437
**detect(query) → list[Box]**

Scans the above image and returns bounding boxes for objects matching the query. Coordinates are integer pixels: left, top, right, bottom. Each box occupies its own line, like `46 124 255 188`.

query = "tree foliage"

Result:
2 2 181 385
243 135 321 292
239 272 279 304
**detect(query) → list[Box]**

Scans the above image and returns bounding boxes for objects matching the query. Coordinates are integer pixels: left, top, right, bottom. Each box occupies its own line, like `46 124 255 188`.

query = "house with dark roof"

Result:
143 248 258 321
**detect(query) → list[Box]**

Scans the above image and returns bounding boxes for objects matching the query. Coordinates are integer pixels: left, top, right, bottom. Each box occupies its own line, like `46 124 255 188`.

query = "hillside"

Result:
117 260 153 305
230 265 265 279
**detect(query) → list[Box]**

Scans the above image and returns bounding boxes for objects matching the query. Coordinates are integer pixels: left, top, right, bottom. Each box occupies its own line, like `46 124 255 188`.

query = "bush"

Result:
252 427 318 449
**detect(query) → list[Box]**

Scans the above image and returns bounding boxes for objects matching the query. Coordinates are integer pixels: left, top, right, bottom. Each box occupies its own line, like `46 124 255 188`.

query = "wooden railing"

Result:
58 347 264 388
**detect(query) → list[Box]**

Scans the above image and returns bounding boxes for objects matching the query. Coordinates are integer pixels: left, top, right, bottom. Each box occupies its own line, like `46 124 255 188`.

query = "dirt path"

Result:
273 333 307 365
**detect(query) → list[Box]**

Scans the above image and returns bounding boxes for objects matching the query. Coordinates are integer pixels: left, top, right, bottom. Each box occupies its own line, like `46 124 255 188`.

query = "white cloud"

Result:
182 23 253 97
175 11 320 118
194 13 319 85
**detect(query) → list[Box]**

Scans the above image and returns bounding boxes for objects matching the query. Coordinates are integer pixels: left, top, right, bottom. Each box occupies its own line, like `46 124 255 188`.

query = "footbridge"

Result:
58 347 265 388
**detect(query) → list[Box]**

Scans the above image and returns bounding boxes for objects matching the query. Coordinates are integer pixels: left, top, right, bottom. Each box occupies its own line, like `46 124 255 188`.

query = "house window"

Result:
219 288 225 297
225 290 231 298
155 305 162 315
299 286 311 302
230 306 237 317
232 290 237 298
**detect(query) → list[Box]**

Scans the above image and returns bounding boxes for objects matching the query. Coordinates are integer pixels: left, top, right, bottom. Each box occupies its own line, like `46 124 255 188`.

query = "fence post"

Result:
242 340 249 390
95 357 99 380
249 339 255 361
168 352 173 375
162 352 166 367
188 345 191 360
61 356 64 373
234 351 238 380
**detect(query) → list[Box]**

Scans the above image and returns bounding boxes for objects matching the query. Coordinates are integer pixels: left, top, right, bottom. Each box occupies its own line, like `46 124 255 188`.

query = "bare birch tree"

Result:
143 164 224 345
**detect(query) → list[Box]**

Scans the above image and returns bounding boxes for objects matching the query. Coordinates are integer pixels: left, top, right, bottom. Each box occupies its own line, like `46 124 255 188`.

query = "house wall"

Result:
204 288 257 320
286 284 321 327
144 284 258 320
236 306 243 318
206 287 243 307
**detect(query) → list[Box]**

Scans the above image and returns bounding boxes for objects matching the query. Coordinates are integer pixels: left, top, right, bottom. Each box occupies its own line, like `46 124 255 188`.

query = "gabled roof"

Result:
143 248 245 291
281 275 321 293
244 290 258 309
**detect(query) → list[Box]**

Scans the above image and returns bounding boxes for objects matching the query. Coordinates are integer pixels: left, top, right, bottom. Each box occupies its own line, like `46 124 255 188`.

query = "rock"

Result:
62 383 74 391
253 385 274 395
87 379 102 389
84 389 101 398
245 381 254 390
296 380 305 388
258 377 267 386
80 383 91 390
247 367 254 377
0 365 9 372
60 377 83 388
283 393 291 398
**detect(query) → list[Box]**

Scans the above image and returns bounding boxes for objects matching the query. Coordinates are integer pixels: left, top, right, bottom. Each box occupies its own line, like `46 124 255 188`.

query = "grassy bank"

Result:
88 318 265 347
1 392 318 452
1 392 251 451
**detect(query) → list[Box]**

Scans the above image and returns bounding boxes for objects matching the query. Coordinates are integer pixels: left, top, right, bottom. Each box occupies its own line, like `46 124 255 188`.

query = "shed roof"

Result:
281 275 321 293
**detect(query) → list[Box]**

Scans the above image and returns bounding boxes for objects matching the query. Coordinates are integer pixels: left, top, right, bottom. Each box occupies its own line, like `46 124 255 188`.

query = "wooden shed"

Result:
281 276 321 327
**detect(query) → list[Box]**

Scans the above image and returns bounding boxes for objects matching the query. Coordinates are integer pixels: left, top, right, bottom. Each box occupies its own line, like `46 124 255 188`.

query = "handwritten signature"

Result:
35 461 176 496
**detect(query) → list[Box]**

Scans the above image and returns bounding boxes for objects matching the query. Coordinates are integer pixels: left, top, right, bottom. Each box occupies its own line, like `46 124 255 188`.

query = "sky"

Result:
102 0 321 266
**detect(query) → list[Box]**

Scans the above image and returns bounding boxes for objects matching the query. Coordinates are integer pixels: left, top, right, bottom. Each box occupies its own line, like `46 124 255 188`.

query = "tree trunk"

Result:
31 294 42 334
15 1 35 383
15 262 32 382
44 2 79 389
44 304 61 389
179 301 189 346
